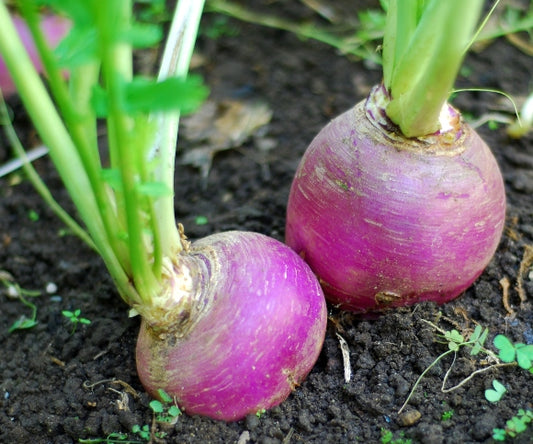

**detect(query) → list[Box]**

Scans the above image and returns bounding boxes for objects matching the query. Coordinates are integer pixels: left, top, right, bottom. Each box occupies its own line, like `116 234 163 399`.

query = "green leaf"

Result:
122 75 208 114
470 325 483 343
120 22 162 48
136 181 172 197
54 27 98 68
149 400 164 413
168 405 181 417
448 341 460 352
485 379 507 403
492 428 506 441
445 330 464 350
515 344 533 370
100 168 122 191
494 335 516 362
157 388 173 403
8 317 38 333
470 327 489 356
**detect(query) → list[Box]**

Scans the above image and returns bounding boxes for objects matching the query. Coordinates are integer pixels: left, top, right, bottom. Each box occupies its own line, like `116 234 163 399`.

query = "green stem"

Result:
398 348 455 415
0 2 138 305
99 0 160 302
18 0 130 272
150 0 206 271
382 0 483 137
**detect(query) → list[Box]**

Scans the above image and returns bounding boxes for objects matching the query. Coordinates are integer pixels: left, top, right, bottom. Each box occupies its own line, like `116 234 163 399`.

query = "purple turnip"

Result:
286 0 506 313
136 231 326 421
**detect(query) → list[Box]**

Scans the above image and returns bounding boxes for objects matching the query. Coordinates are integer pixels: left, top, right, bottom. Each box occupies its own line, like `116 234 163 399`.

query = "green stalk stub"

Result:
382 0 483 138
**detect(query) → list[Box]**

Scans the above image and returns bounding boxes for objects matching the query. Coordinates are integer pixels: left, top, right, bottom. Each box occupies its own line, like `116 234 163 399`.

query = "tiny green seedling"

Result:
131 424 152 441
194 215 208 226
149 389 182 424
484 379 507 403
131 423 168 441
62 308 91 334
492 409 533 441
255 408 266 418
28 209 39 221
441 409 454 421
380 427 412 444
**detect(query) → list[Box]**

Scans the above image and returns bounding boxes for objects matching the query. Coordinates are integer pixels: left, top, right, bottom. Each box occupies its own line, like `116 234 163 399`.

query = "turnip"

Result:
0 0 326 421
286 0 506 313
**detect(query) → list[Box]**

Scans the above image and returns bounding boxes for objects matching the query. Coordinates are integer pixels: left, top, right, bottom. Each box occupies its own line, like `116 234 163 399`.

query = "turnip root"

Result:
286 85 506 313
136 231 327 421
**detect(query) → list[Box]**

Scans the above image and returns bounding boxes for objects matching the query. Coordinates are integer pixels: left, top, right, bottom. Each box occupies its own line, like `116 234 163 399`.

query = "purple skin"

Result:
0 14 70 96
285 92 506 313
136 231 327 421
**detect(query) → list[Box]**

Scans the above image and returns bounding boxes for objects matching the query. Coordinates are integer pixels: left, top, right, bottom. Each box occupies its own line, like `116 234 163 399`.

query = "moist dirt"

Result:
1 1 532 443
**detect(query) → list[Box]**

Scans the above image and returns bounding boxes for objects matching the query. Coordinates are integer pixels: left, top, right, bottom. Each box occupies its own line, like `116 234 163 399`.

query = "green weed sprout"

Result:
493 409 533 441
62 309 91 334
149 389 181 424
380 427 412 444
484 379 507 403
398 323 526 415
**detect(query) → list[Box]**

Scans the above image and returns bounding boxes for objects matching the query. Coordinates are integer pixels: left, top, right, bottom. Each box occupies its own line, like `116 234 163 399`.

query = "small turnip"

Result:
136 231 327 421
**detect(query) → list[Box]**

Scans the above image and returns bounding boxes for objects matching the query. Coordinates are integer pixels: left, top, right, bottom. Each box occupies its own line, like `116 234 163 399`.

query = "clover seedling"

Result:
493 334 533 372
493 409 533 441
484 379 507 403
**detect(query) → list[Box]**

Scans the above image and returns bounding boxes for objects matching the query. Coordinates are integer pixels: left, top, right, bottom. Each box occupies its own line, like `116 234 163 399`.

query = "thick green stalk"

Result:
98 0 161 302
0 1 138 304
150 0 206 268
18 0 131 273
382 0 483 137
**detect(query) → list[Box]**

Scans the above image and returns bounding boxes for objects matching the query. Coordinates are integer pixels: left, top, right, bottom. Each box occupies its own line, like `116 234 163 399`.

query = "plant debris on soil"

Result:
1 1 532 443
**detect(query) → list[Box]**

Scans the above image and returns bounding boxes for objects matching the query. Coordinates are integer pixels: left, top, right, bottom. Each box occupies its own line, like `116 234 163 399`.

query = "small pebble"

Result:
46 282 58 294
237 431 250 444
398 409 422 426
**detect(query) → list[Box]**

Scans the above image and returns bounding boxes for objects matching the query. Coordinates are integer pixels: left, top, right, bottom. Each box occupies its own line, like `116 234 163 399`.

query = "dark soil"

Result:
1 2 532 443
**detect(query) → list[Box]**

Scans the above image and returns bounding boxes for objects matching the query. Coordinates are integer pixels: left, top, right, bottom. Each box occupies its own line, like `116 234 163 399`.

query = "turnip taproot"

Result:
0 0 326 421
286 0 506 313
